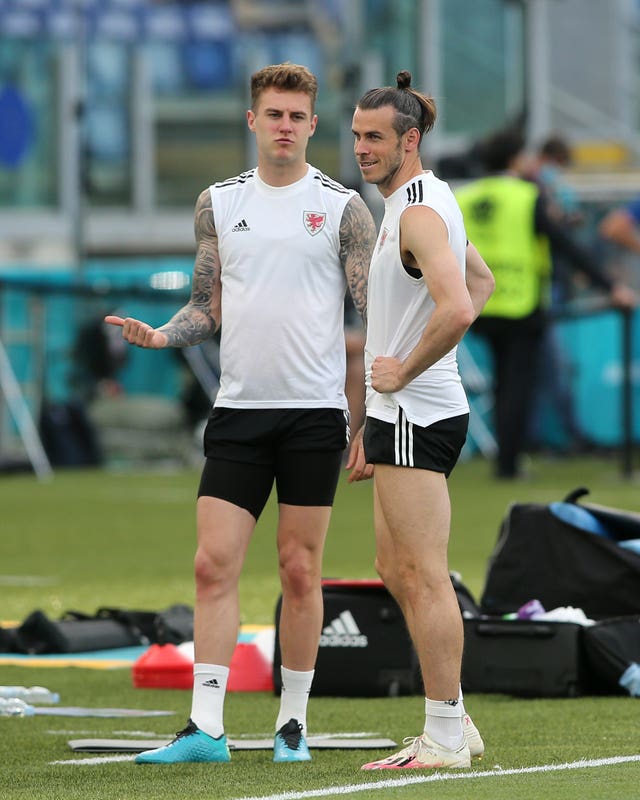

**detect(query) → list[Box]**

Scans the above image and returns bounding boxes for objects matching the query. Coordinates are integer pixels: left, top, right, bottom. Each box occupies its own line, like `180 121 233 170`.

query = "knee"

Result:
375 556 402 599
279 546 319 599
376 556 442 602
193 545 234 595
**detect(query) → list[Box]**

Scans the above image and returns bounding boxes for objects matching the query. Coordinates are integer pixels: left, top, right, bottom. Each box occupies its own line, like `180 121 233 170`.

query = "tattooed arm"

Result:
158 189 221 345
339 193 376 328
104 189 222 348
341 193 376 484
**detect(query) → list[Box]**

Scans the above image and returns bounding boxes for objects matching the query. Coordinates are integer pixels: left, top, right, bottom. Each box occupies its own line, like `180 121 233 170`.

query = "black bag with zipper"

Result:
10 604 194 654
12 609 147 654
480 488 640 620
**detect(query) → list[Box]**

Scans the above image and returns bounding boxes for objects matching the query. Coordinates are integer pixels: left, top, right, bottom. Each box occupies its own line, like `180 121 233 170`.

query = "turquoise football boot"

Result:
135 719 230 764
273 718 311 763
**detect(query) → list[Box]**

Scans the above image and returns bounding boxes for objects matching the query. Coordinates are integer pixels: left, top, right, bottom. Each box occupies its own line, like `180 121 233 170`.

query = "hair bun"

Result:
396 70 412 90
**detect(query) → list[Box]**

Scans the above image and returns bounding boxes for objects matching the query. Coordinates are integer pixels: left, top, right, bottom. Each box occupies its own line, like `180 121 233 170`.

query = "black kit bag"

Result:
581 616 640 695
273 575 479 697
273 579 420 697
153 603 194 645
461 618 591 698
13 610 147 655
480 488 640 621
0 625 17 653
97 605 194 645
450 570 482 618
11 605 194 655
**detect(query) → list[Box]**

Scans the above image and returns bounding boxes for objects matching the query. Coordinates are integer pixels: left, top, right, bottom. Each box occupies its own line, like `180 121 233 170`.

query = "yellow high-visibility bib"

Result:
456 176 551 318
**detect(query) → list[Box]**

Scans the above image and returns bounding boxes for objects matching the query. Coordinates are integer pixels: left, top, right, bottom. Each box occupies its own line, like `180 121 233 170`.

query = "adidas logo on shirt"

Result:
232 219 250 232
319 610 368 648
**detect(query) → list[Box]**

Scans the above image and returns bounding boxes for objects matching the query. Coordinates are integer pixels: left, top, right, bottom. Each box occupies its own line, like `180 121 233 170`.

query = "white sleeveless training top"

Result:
365 171 469 427
210 165 355 409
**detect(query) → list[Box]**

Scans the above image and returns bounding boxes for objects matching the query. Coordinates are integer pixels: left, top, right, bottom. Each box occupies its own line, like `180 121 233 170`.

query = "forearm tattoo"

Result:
160 189 222 347
340 194 376 327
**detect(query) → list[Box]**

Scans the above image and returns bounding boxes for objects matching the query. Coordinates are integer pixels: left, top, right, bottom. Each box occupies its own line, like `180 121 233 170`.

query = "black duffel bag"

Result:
13 609 147 654
11 604 195 654
480 488 640 620
582 616 640 695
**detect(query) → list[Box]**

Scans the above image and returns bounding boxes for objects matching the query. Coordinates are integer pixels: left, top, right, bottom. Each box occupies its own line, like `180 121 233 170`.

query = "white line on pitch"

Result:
49 752 640 784
52 755 135 765
232 755 640 800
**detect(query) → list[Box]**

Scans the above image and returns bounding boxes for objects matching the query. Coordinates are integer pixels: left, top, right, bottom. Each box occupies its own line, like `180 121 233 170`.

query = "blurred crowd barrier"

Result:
0 260 639 472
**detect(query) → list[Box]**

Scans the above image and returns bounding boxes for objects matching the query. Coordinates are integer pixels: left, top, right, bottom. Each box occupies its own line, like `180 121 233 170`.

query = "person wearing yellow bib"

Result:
456 127 635 479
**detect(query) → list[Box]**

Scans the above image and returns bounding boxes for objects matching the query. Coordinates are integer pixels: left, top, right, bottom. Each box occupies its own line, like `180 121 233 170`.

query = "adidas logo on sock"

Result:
202 678 220 688
232 219 250 232
319 610 368 648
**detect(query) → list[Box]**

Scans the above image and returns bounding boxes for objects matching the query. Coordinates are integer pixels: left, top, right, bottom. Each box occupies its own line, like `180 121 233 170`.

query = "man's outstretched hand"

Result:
104 315 169 349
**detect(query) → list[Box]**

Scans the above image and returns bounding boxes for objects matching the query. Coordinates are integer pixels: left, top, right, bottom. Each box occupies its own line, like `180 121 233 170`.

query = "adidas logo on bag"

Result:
232 219 250 232
319 610 368 648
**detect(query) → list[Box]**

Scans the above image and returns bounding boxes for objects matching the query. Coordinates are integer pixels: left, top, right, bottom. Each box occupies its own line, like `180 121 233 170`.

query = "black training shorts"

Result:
198 408 349 519
363 408 469 477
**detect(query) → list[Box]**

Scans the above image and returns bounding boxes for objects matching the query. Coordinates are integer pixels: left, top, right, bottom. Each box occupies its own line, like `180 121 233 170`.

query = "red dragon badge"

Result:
303 211 326 236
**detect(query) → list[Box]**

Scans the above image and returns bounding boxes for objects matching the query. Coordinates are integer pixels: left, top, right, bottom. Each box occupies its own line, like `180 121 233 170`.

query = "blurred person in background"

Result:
521 134 587 307
72 311 129 402
599 194 640 287
348 71 494 770
520 134 596 454
106 62 377 765
526 135 583 228
456 127 635 480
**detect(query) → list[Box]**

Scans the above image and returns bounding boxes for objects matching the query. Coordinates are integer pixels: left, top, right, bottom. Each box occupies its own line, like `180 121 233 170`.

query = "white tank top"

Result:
211 165 355 409
365 171 469 426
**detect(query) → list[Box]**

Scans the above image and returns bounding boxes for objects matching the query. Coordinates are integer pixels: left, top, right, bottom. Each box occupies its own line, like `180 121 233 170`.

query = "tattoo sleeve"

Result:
340 194 376 328
158 188 222 347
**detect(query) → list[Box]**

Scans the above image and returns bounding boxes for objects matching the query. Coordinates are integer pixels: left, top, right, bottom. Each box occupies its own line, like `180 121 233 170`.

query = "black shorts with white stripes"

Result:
363 409 469 477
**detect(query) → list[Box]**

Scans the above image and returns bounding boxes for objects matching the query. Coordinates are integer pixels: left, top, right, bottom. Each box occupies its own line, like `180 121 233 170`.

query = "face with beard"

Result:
352 105 411 196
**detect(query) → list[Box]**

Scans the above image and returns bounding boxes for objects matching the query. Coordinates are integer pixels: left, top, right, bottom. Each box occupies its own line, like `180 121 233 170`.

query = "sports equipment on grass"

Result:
361 731 471 770
273 718 311 762
134 719 230 764
68 734 397 752
36 706 173 718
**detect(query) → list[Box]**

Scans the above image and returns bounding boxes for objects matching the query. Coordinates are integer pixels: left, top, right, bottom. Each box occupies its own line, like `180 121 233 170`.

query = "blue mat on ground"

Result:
0 625 274 669
0 646 149 669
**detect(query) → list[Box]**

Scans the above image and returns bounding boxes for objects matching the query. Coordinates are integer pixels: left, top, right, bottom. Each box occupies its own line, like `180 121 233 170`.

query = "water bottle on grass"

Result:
0 686 60 703
0 697 36 717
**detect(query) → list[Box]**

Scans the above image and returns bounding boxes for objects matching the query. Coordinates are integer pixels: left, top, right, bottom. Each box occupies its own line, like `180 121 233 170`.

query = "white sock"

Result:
275 667 314 735
424 696 464 751
190 663 229 739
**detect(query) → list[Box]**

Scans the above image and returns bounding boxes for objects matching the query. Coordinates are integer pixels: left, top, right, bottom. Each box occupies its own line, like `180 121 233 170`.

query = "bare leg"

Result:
275 503 332 733
373 465 462 701
194 496 256 664
137 496 255 754
276 503 331 669
360 465 471 768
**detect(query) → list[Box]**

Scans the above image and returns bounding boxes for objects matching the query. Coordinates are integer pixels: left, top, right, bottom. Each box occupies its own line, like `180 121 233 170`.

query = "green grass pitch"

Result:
0 453 638 799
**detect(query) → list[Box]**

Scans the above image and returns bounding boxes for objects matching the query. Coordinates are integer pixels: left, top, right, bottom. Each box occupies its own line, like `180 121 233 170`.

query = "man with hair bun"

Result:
348 71 494 770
